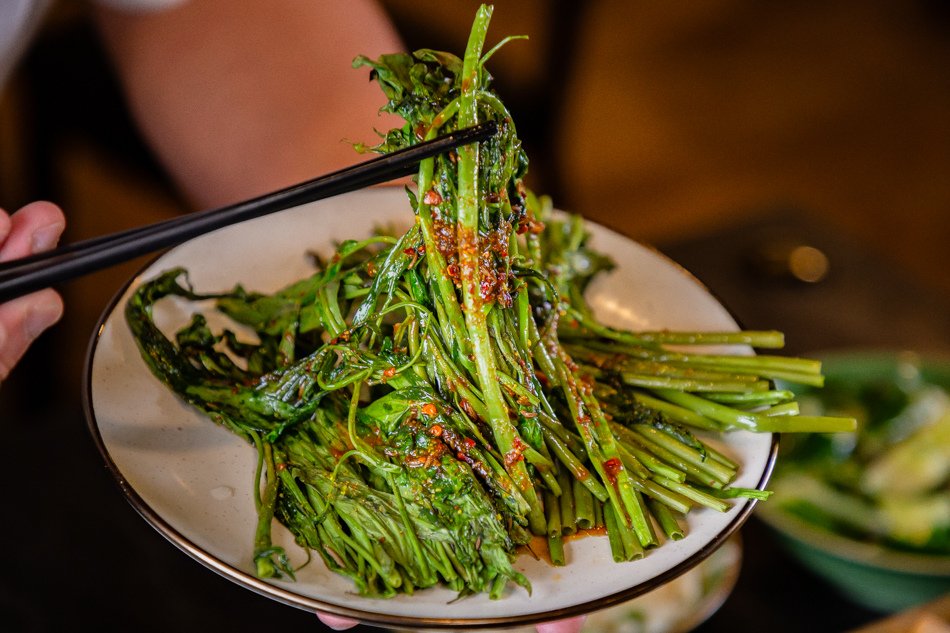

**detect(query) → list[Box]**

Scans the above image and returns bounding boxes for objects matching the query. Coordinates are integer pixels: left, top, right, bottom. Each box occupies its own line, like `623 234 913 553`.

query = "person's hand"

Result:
317 611 586 632
0 201 66 380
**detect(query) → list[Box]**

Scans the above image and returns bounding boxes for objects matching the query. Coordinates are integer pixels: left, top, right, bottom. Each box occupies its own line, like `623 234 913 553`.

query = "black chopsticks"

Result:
0 121 497 302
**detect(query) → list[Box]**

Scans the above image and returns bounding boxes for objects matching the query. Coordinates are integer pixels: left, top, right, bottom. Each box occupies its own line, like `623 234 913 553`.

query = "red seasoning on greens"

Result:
125 4 854 599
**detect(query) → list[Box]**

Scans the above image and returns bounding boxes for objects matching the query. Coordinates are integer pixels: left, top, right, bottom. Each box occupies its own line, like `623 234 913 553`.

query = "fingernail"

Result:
31 222 65 253
26 294 64 338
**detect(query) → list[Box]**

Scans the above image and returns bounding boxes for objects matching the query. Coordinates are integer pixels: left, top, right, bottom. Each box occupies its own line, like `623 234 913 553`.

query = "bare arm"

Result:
93 0 403 209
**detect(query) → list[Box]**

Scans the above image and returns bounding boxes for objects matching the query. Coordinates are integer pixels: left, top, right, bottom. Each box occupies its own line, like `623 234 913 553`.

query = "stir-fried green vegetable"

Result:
125 4 854 599
770 354 950 554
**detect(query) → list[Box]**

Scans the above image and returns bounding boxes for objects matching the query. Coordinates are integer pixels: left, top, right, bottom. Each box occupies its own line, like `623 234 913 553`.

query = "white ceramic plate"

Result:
399 535 744 633
84 187 776 629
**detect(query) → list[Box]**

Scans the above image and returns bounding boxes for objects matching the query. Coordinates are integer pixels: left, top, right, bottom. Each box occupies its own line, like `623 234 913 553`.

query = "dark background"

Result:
2 2 948 631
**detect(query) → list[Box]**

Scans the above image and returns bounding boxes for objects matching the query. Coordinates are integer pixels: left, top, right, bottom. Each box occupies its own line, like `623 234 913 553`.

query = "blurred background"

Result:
1 1 948 631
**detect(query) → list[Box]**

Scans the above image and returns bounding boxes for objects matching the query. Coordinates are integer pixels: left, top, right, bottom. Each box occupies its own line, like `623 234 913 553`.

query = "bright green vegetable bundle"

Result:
125 4 854 599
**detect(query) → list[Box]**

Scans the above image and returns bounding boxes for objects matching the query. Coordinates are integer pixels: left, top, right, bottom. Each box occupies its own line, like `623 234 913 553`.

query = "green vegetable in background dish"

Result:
124 4 854 599
772 353 950 554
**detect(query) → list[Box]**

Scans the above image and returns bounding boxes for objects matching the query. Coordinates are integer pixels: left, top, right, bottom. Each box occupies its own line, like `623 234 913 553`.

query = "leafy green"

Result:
125 4 850 598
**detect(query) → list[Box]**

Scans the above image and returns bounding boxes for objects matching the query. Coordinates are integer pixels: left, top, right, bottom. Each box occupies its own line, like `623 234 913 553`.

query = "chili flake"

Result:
423 189 443 206
603 457 623 482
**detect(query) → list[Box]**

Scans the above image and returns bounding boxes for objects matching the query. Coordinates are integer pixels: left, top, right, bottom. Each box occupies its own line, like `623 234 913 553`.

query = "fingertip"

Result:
0 210 10 242
536 615 586 633
18 200 66 224
23 201 67 253
0 290 63 381
1 201 67 261
26 289 64 338
316 612 360 631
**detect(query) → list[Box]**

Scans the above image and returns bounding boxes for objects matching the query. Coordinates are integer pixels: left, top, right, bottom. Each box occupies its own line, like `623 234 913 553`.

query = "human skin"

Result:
90 4 587 630
0 201 65 380
317 613 586 632
92 0 404 210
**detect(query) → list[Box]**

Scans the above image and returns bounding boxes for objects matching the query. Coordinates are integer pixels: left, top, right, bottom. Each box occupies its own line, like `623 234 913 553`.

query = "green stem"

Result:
454 4 545 535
